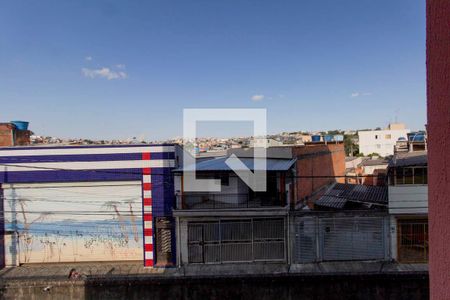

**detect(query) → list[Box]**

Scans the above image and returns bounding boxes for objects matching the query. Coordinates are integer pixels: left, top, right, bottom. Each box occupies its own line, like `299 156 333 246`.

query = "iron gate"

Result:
187 218 285 264
397 219 428 263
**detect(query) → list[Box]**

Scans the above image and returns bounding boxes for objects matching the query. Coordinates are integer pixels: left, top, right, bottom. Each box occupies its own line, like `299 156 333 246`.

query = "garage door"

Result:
2 181 143 263
320 217 386 261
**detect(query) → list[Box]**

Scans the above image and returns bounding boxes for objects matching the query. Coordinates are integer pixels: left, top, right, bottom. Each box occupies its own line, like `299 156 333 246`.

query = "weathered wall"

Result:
0 124 14 147
388 185 428 214
0 274 429 300
2 182 143 264
292 143 345 206
427 1 450 299
13 130 31 146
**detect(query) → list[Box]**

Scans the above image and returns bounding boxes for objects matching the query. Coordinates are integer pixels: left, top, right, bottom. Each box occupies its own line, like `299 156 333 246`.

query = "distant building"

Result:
249 138 284 148
358 123 410 156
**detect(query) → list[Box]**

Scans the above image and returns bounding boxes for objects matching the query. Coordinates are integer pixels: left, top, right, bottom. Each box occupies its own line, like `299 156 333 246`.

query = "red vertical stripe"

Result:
142 151 153 267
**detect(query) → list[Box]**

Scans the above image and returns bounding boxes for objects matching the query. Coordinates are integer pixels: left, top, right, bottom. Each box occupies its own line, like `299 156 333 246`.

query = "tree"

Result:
344 134 359 156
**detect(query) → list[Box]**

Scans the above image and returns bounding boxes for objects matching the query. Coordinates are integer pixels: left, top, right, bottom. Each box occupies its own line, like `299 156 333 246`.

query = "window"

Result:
394 167 428 185
385 134 391 139
220 174 229 186
375 135 379 139
404 168 413 184
155 217 174 266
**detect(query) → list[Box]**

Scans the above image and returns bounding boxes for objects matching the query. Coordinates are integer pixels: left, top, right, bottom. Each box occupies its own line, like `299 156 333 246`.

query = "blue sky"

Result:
0 0 426 140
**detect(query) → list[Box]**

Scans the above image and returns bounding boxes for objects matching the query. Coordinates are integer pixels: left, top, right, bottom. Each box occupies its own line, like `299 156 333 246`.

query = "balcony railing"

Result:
177 192 286 210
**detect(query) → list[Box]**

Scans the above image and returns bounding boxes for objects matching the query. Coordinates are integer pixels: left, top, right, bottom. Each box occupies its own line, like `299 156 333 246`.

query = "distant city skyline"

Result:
0 1 426 140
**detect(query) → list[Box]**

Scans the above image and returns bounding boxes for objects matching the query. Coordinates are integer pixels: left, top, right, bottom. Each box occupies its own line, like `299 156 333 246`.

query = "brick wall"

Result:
0 123 31 146
14 130 31 146
292 143 345 207
0 124 14 147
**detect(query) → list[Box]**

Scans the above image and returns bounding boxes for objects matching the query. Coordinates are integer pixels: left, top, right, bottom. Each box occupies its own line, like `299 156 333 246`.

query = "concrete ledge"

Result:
0 261 428 284
173 207 289 217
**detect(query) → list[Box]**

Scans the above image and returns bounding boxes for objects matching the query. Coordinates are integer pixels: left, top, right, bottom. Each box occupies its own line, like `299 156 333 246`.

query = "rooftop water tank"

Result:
333 134 344 142
10 121 29 130
324 135 333 142
311 135 321 142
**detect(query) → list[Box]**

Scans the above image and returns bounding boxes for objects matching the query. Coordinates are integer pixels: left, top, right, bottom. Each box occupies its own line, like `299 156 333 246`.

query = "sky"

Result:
0 0 426 140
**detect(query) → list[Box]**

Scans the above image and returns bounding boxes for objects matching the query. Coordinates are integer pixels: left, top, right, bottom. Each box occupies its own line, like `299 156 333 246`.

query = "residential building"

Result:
173 153 295 265
0 144 181 268
249 138 284 148
387 151 428 263
172 142 345 266
345 157 365 184
360 157 389 186
358 123 410 156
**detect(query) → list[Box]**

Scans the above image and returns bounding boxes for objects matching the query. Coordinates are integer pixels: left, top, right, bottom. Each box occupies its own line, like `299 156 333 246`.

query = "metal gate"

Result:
293 217 317 263
397 219 428 263
320 217 386 261
293 216 387 263
187 218 285 264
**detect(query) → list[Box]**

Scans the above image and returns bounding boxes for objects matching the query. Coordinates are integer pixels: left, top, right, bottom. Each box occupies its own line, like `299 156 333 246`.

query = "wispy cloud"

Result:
251 94 265 101
115 64 126 69
351 91 372 98
85 56 93 61
82 67 127 80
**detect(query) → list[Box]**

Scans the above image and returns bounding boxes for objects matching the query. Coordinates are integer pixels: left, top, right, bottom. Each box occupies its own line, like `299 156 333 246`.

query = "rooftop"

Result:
174 157 297 172
360 158 389 166
389 151 428 168
315 183 388 209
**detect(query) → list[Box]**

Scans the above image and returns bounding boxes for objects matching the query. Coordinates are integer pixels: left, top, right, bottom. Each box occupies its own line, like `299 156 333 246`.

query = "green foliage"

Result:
344 134 359 156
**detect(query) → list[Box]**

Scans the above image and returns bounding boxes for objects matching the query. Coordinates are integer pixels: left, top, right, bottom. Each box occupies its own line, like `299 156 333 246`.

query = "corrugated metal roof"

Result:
315 196 347 209
315 183 388 209
174 157 296 172
389 151 428 167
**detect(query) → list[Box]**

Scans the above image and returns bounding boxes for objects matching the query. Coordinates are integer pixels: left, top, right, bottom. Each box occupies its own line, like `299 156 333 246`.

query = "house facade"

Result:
0 144 181 267
173 155 295 265
388 151 428 263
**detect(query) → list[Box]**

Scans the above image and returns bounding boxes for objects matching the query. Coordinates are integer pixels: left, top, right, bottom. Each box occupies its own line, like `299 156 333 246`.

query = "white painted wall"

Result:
2 181 143 264
363 164 388 175
388 185 428 214
358 129 410 156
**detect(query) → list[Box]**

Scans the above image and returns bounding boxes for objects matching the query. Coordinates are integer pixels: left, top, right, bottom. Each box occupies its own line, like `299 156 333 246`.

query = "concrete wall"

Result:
427 1 450 298
358 129 410 156
0 273 429 299
389 215 398 261
388 185 428 214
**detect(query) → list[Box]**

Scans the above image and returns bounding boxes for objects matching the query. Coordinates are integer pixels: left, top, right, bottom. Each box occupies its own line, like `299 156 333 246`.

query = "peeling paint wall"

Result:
2 182 143 264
